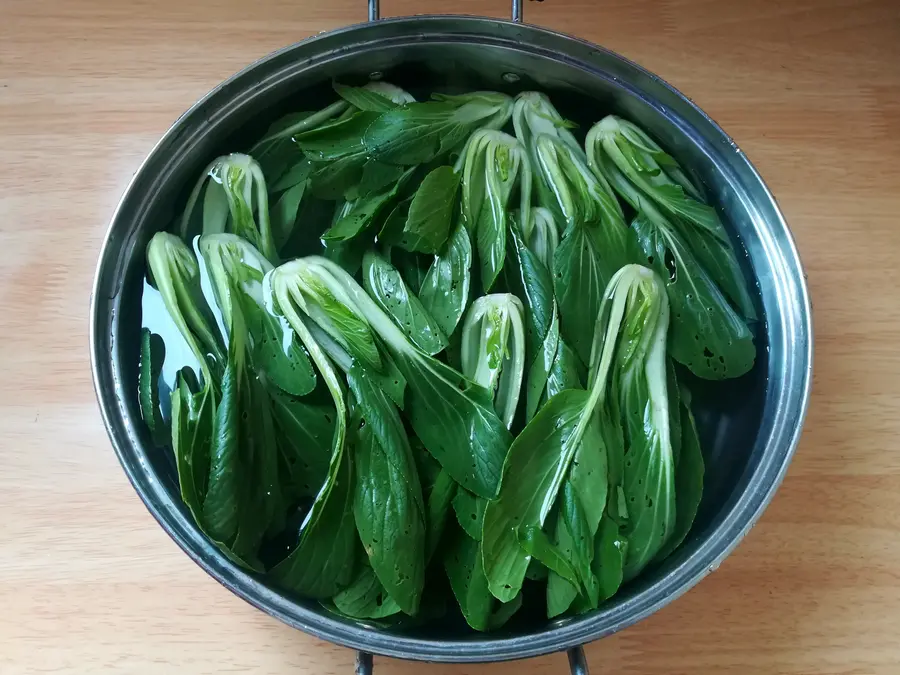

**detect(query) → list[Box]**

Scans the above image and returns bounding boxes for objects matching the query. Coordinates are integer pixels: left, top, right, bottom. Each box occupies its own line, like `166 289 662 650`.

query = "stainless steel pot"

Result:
90 1 813 672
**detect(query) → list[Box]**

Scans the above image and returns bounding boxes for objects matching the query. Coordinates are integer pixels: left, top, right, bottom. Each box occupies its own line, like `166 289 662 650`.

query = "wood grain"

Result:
1 0 899 672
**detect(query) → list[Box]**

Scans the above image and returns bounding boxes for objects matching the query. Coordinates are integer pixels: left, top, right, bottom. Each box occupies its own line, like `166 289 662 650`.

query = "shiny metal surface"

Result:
90 14 813 665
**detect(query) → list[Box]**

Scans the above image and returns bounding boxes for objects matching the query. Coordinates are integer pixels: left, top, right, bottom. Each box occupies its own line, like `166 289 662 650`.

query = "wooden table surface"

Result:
2 0 899 672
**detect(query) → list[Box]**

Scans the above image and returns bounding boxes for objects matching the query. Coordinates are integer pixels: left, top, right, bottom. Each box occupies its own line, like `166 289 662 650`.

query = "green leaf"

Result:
362 251 448 356
363 93 513 166
308 153 368 200
201 355 241 543
294 111 379 161
631 211 755 379
242 296 316 398
424 469 456 564
356 160 408 199
271 158 312 193
588 116 756 320
271 445 357 597
653 385 705 562
445 527 519 632
321 170 412 243
419 223 472 338
270 179 308 250
398 165 460 254
348 364 426 614
170 372 213 523
332 562 403 619
452 488 486 541
269 390 334 501
482 389 599 601
268 285 357 598
332 82 398 112
545 338 583 400
393 351 511 499
272 257 511 499
516 524 579 588
593 514 626 601
138 328 167 447
553 224 606 365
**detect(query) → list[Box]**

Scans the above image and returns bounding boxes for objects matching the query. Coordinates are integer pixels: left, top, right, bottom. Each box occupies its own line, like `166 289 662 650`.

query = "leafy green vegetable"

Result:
179 154 277 262
586 266 675 581
452 488 486 541
266 269 357 598
653 383 705 562
397 165 460 254
138 328 167 447
363 92 513 166
170 369 213 524
363 251 448 356
444 526 522 631
587 116 756 320
146 233 224 384
270 257 512 498
525 207 559 270
321 168 413 243
418 223 472 338
269 390 334 501
348 364 426 615
593 514 627 601
333 83 400 113
332 562 403 620
516 524 580 588
457 130 531 291
630 209 755 379
482 264 666 602
460 294 526 429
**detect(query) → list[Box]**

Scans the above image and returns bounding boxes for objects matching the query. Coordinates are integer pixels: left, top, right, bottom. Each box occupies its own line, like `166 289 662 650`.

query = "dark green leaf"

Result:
452 489 486 541
269 390 334 501
362 252 448 356
201 356 241 543
294 111 380 161
593 514 626 601
332 562 403 619
308 153 367 200
321 173 409 243
516 525 579 587
333 82 398 112
271 445 357 597
545 338 583 400
392 350 512 499
270 180 308 250
419 223 472 338
170 372 213 523
356 161 408 199
397 166 460 254
424 469 456 564
553 224 607 365
138 328 167 447
443 528 496 631
482 389 602 601
630 212 755 379
348 365 426 615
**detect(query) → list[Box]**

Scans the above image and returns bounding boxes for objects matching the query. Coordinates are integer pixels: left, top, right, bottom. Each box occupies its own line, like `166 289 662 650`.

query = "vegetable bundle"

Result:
138 83 750 629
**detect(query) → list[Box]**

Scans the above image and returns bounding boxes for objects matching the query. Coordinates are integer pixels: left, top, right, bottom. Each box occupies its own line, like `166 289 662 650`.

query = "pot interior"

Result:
95 17 805 661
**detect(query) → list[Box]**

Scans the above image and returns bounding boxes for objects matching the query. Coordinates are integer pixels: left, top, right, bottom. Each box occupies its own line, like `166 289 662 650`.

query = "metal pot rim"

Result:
90 14 813 663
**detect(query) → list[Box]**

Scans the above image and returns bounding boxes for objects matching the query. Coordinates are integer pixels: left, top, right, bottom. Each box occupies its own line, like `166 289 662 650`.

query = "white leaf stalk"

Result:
534 133 624 231
146 232 224 385
525 207 559 269
456 129 532 237
179 153 277 263
460 294 526 429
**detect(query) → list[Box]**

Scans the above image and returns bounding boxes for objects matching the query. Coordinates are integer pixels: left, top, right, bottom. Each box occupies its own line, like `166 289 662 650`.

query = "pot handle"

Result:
354 646 589 673
368 0 526 22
